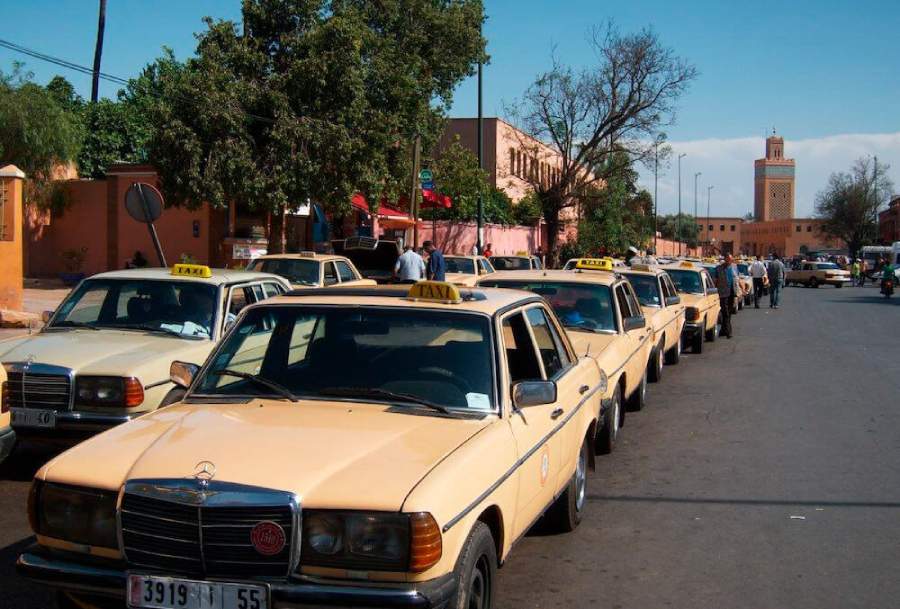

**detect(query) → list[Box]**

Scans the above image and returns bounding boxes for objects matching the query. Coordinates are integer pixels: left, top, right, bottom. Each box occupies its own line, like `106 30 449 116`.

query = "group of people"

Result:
393 241 447 283
715 253 786 339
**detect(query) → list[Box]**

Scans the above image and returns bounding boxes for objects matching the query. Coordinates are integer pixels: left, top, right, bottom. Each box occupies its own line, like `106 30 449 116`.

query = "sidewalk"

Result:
0 279 71 342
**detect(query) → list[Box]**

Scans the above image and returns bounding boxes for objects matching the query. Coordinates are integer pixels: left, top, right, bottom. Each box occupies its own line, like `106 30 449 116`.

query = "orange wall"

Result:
0 171 24 310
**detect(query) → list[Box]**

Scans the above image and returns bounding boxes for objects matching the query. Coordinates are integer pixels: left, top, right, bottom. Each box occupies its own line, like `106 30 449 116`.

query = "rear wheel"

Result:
808 277 819 288
705 315 719 342
648 343 663 383
449 522 497 609
597 385 622 455
692 325 704 354
664 335 681 365
546 437 589 532
626 373 647 412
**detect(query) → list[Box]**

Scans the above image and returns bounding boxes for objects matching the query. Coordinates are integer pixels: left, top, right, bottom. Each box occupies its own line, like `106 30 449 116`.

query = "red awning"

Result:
421 189 452 209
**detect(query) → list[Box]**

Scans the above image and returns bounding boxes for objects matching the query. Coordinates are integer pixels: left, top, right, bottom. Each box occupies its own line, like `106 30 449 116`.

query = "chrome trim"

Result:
442 378 605 533
3 362 75 411
143 378 172 390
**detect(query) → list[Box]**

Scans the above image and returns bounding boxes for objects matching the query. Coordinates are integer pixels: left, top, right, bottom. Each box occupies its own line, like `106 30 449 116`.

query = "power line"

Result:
0 37 129 86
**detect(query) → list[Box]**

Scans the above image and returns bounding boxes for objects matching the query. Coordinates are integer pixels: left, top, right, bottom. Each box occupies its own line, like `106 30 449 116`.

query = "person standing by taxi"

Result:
768 253 786 309
850 259 861 287
858 258 868 287
715 254 739 338
749 257 767 308
394 245 426 284
424 240 446 281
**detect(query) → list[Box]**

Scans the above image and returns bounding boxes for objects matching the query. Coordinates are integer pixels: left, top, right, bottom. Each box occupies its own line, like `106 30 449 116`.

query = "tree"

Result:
0 65 81 208
77 98 152 178
143 0 485 252
507 23 697 265
743 211 754 221
815 157 894 258
657 213 699 247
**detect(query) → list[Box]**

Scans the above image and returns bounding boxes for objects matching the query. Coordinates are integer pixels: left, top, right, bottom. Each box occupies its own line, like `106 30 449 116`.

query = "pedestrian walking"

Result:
715 254 739 339
851 259 861 287
767 253 785 308
749 257 767 308
483 243 493 258
394 245 426 283
858 258 868 287
423 240 446 281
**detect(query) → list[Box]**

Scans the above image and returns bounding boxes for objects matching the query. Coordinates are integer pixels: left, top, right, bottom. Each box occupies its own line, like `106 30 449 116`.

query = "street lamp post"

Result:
693 171 701 254
476 21 484 254
677 153 686 256
706 185 714 255
653 140 660 253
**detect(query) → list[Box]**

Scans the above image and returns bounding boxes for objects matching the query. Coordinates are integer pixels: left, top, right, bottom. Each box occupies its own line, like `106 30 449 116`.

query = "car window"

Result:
445 257 477 274
624 284 643 316
624 273 661 306
248 258 320 286
480 280 617 332
501 312 543 383
532 257 543 270
490 256 531 271
665 270 704 294
227 286 254 319
323 262 339 286
479 258 495 274
614 285 634 322
263 282 284 298
525 307 569 377
335 260 356 282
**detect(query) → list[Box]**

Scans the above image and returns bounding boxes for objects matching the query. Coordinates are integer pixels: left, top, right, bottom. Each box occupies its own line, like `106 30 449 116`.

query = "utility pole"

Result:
677 153 686 256
410 134 421 248
706 185 714 255
653 139 660 253
91 0 107 103
476 20 484 254
693 171 701 252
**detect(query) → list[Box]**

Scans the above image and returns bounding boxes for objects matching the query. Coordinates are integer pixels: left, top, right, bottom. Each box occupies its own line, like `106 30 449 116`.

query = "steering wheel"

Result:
416 366 473 394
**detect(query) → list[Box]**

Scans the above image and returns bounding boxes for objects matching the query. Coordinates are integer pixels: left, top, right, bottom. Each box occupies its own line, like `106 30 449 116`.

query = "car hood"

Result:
0 329 212 378
567 331 618 361
40 400 491 511
446 272 478 287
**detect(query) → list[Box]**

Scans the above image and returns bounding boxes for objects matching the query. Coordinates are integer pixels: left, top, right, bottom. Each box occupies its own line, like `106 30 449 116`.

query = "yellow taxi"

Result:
444 255 496 286
619 264 686 382
660 261 721 354
0 265 290 444
0 364 13 465
246 252 375 289
18 281 606 609
489 253 543 271
480 258 653 453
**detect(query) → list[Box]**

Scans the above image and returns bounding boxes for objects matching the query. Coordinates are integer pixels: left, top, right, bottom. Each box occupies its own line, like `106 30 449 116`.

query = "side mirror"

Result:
512 381 557 409
665 295 681 306
623 316 646 331
41 310 54 323
707 287 718 295
170 361 200 389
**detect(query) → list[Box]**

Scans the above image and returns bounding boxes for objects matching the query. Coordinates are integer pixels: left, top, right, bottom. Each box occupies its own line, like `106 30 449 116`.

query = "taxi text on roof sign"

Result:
171 263 212 278
574 258 614 272
407 281 463 304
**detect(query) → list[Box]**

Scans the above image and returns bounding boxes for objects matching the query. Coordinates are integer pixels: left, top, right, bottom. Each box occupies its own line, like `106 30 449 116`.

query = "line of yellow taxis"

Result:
2 256 726 609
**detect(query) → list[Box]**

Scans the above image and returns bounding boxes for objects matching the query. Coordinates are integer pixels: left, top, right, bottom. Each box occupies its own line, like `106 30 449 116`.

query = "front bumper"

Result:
0 425 15 462
17 547 457 608
12 410 142 441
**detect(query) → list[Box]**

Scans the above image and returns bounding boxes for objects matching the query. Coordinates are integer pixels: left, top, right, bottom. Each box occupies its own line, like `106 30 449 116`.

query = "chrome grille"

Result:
4 370 72 410
120 482 298 579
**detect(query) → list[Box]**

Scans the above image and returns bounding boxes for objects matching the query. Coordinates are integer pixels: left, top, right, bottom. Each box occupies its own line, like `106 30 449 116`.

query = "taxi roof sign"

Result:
630 263 652 272
574 258 614 272
298 251 317 258
171 263 212 278
679 261 697 269
407 280 463 304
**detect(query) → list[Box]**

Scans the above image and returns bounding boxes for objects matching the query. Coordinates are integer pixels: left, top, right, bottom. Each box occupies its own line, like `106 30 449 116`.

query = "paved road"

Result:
0 284 897 609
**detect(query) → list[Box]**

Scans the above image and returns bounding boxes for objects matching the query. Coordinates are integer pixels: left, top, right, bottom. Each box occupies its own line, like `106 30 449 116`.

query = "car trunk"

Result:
331 237 401 283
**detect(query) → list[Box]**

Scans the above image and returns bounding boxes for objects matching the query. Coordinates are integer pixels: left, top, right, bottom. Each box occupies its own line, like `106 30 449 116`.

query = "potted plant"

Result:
60 247 87 286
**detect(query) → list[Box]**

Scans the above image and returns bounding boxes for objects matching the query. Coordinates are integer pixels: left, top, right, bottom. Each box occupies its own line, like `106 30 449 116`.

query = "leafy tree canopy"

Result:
657 212 699 247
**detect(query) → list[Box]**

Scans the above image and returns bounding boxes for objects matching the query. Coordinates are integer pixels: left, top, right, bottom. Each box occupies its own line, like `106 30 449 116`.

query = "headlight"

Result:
30 480 119 549
301 511 441 572
685 306 700 322
75 376 144 408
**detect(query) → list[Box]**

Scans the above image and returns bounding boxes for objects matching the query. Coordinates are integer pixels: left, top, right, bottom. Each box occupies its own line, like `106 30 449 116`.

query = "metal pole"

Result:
707 185 714 255
653 141 659 252
677 153 686 256
476 25 484 254
137 184 167 267
411 134 421 248
694 171 701 253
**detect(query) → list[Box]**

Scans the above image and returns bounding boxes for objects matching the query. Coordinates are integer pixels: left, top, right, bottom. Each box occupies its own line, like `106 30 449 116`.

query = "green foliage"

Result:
512 191 543 226
77 98 152 179
0 65 81 208
657 213 699 247
142 0 485 251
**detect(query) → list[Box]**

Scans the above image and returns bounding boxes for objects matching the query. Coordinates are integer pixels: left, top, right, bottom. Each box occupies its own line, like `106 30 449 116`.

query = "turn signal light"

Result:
409 512 442 573
1 382 8 413
685 306 700 322
124 378 145 408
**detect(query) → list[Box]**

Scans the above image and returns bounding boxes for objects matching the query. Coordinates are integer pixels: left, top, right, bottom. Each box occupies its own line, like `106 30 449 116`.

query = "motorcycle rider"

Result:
880 257 895 296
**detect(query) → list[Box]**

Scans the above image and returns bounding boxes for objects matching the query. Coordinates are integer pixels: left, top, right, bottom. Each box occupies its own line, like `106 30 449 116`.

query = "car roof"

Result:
252 253 348 263
478 269 620 287
619 266 666 278
659 262 706 274
262 285 541 314
89 267 285 286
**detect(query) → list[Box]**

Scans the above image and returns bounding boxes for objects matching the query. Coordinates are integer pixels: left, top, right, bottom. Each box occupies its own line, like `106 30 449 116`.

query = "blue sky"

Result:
2 0 899 216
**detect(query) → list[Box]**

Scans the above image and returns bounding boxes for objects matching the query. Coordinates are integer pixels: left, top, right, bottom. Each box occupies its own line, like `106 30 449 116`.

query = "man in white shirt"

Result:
749 257 767 308
394 246 426 283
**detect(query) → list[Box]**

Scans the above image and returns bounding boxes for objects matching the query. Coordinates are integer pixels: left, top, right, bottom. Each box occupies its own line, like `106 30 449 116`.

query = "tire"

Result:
692 326 704 354
808 277 819 288
626 373 647 412
648 343 663 383
546 437 589 533
835 283 843 288
597 384 622 455
159 387 186 407
705 315 719 342
448 522 497 609
664 335 681 365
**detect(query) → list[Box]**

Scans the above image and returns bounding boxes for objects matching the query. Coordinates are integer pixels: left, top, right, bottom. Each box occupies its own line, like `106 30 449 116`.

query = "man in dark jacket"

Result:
767 254 785 309
715 254 739 338
423 240 446 282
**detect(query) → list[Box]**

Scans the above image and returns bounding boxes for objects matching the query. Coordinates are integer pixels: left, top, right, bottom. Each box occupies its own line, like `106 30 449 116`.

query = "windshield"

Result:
623 274 661 306
666 270 704 294
817 263 841 270
194 306 495 411
248 258 319 285
445 257 476 274
51 279 218 338
481 280 616 332
490 256 531 270
737 264 750 274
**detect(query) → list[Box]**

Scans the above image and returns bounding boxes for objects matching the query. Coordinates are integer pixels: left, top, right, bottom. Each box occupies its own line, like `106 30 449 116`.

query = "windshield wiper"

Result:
211 369 298 402
106 323 206 339
50 320 100 331
317 387 451 415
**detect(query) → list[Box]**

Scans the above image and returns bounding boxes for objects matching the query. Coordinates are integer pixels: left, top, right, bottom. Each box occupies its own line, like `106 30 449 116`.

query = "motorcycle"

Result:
881 278 894 298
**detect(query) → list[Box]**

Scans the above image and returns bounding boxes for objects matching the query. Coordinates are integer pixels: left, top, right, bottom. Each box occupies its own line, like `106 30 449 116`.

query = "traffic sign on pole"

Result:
420 180 434 191
418 169 433 182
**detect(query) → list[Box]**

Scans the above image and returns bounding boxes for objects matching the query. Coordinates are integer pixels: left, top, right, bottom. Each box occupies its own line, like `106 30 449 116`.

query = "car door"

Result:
661 274 684 348
622 282 652 385
323 262 339 286
701 271 721 330
223 283 267 336
613 283 646 397
500 308 562 539
334 260 364 286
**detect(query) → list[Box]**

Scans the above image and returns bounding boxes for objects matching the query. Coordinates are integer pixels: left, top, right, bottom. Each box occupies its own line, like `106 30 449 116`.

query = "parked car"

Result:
247 252 376 288
490 254 543 271
331 236 402 283
444 255 496 286
785 261 852 288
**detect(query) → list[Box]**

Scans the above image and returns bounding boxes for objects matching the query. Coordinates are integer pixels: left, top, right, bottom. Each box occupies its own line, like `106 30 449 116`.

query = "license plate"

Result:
127 574 268 609
10 408 56 428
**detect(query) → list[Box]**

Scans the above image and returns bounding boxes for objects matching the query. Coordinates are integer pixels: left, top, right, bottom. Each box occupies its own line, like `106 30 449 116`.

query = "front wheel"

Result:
808 277 819 288
648 343 663 383
664 335 682 365
597 385 622 455
626 373 647 412
546 438 589 532
449 522 497 609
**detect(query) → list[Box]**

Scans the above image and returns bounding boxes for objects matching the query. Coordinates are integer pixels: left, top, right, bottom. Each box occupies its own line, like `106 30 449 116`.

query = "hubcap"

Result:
658 349 663 374
611 396 620 438
575 444 587 511
469 556 491 609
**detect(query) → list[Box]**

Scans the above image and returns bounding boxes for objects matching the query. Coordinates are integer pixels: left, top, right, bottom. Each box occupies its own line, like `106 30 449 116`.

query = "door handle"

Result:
551 408 564 420
579 385 590 395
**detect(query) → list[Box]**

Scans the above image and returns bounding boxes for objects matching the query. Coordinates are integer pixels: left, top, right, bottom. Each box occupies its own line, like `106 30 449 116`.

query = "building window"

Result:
708 224 713 231
720 225 725 231
806 225 812 232
509 148 516 177
796 225 801 232
730 225 735 232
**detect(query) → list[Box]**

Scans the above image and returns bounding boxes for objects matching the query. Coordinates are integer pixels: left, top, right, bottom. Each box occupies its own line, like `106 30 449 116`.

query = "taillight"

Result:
124 378 144 408
409 512 442 573
1 381 8 414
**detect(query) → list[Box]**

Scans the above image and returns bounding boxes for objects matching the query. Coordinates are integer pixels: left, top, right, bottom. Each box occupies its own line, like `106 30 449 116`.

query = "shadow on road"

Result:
587 494 900 508
0 442 61 482
828 297 900 305
0 537 53 609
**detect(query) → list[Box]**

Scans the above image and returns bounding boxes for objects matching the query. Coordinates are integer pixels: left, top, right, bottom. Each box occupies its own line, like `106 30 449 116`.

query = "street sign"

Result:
418 169 433 182
124 182 167 267
420 180 434 191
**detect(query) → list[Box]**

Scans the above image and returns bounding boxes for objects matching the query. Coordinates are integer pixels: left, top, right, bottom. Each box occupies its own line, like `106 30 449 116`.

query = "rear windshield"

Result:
445 257 476 274
622 274 661 306
490 257 531 271
248 259 319 286
666 270 704 294
481 280 616 333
